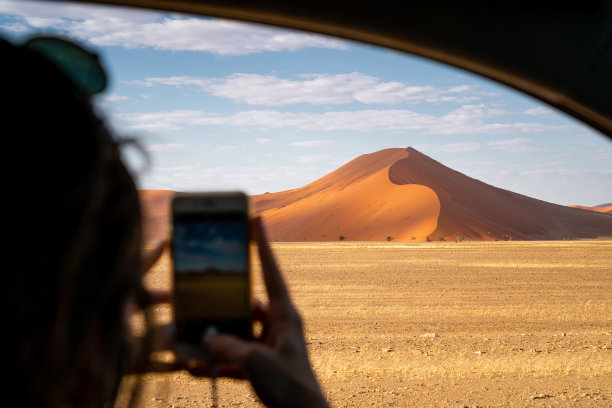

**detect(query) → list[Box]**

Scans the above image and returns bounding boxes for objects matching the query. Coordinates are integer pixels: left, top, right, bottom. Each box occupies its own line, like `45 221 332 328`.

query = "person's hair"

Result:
2 37 151 407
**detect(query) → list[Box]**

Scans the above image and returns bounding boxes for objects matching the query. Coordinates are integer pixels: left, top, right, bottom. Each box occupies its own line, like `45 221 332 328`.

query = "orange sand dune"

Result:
253 148 412 214
568 204 612 214
138 190 174 243
252 147 612 241
139 147 612 242
385 149 612 240
257 157 440 241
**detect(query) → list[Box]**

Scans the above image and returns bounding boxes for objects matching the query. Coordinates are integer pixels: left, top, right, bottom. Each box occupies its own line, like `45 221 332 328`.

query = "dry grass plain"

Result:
120 240 612 407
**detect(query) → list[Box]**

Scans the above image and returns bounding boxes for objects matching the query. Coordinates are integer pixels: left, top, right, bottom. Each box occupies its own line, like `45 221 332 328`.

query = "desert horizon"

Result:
138 147 612 244
132 148 612 406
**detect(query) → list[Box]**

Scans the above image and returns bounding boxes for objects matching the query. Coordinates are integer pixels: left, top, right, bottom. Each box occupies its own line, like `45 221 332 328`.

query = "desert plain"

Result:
117 239 612 407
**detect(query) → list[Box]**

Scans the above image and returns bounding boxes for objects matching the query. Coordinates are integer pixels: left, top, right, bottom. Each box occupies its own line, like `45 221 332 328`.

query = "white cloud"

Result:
0 1 347 55
147 143 186 152
524 106 554 116
485 138 540 153
202 236 244 255
413 142 482 153
445 159 496 167
486 108 511 116
448 85 472 93
518 169 575 176
415 138 540 154
213 144 247 153
114 110 203 131
130 72 480 106
0 21 31 34
115 107 572 135
427 105 566 135
103 93 128 102
255 138 272 144
289 140 332 147
136 163 321 194
297 154 335 163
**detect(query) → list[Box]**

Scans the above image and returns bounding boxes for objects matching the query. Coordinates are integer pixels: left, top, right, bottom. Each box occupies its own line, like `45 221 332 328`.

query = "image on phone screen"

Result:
173 211 251 344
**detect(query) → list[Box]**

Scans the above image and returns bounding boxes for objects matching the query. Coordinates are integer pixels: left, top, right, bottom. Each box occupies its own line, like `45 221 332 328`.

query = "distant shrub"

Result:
456 235 464 243
339 235 345 241
437 237 445 241
386 236 392 242
411 236 416 240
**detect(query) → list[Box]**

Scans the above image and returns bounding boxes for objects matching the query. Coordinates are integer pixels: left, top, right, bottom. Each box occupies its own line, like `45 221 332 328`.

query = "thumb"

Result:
204 333 256 364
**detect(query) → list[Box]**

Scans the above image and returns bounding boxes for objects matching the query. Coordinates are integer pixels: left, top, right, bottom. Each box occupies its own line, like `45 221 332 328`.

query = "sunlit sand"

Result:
120 240 612 407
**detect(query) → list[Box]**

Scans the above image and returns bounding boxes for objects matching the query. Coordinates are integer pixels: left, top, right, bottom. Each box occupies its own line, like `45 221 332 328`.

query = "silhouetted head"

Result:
2 36 149 407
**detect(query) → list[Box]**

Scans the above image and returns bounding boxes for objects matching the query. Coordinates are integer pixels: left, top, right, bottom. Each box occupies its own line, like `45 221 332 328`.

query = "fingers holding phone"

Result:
203 216 329 408
161 195 328 406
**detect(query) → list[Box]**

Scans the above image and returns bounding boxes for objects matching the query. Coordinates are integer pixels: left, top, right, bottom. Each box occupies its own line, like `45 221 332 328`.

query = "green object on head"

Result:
24 36 107 96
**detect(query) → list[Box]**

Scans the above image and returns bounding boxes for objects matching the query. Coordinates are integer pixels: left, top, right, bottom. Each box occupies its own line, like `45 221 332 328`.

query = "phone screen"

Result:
172 195 251 348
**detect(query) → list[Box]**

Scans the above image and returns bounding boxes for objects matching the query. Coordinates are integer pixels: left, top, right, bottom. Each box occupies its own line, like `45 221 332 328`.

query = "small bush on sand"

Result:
339 235 345 241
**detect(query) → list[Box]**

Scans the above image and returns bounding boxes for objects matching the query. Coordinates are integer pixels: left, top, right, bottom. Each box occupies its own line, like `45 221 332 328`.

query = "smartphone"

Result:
171 192 252 360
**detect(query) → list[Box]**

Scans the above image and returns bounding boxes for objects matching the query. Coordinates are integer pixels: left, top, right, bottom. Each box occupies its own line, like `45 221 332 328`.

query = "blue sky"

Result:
174 220 247 273
1 0 610 206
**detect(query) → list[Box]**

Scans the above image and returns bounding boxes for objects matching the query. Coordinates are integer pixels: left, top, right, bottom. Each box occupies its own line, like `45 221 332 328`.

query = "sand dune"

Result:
138 189 174 243
568 204 612 214
139 147 612 242
252 147 612 241
256 157 440 241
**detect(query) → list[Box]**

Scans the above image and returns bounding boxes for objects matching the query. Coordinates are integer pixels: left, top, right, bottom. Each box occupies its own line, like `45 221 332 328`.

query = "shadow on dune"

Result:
388 148 612 241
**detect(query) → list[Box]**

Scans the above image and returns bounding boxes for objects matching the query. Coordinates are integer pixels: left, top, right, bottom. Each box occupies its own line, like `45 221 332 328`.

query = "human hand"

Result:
203 217 329 408
128 239 242 377
124 239 173 374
